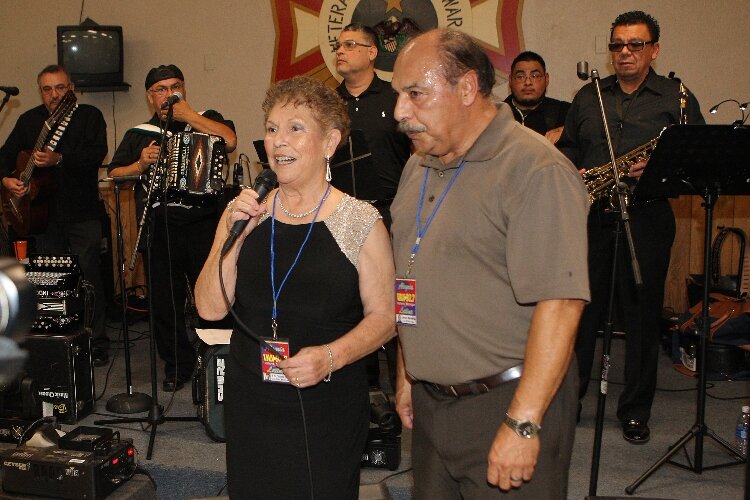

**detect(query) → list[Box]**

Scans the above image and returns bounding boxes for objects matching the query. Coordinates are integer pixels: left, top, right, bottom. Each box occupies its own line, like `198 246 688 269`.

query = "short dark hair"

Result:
511 51 546 73
413 29 495 97
342 22 378 47
611 11 660 42
262 76 350 146
37 65 70 85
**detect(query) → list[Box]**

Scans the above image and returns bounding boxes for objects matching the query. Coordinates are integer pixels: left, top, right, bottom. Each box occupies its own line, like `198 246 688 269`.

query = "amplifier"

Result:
20 330 94 424
193 343 229 442
1 430 135 499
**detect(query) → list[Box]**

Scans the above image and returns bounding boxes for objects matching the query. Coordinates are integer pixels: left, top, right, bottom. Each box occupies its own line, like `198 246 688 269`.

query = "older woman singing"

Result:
195 76 395 499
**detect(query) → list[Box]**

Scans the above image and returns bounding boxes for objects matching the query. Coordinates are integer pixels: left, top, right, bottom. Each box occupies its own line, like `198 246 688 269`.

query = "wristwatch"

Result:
504 413 541 439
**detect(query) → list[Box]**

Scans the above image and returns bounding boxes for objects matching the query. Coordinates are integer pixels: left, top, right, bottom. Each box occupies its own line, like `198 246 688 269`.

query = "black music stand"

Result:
626 125 750 494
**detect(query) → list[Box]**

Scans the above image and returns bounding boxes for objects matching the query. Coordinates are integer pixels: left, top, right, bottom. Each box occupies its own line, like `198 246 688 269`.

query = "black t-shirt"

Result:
335 75 410 201
503 95 570 136
0 104 107 222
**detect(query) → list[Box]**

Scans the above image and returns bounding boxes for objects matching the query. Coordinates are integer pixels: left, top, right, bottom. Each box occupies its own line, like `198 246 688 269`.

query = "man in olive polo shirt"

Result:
391 29 590 498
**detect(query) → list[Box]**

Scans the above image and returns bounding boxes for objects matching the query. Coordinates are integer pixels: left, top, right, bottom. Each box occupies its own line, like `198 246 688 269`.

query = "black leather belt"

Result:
423 364 523 398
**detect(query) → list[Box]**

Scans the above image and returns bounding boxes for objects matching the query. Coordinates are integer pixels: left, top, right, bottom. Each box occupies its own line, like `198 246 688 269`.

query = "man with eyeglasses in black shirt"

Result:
503 51 570 144
558 11 704 444
108 64 236 392
0 64 109 365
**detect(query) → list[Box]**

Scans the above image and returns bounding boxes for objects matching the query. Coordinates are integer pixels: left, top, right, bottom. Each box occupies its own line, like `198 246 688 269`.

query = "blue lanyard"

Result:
406 159 466 275
269 183 331 338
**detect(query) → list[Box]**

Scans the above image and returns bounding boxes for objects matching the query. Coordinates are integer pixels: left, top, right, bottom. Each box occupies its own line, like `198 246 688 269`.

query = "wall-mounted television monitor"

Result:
57 25 128 91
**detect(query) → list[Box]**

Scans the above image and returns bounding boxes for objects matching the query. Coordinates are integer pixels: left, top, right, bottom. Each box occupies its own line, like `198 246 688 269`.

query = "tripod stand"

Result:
626 124 750 494
95 215 199 459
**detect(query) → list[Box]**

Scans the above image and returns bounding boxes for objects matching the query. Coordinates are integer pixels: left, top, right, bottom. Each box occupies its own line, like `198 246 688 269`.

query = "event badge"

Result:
395 278 417 326
260 337 290 384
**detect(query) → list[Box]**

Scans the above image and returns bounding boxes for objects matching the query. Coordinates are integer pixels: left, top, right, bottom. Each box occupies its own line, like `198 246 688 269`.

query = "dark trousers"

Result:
575 200 675 423
411 363 578 499
35 218 107 346
146 206 218 381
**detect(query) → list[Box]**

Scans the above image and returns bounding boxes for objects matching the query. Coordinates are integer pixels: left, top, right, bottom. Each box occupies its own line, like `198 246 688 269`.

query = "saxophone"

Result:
581 137 659 207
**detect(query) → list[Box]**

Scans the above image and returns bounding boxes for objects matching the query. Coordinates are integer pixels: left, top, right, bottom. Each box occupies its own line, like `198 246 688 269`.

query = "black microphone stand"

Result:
583 67 643 497
95 103 198 459
101 176 151 414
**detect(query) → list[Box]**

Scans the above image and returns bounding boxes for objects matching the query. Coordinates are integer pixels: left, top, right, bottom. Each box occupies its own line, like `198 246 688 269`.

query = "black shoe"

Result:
92 347 109 367
622 419 650 444
162 378 185 392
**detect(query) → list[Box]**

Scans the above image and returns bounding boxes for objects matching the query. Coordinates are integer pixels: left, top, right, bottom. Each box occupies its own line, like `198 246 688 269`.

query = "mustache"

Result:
397 122 427 134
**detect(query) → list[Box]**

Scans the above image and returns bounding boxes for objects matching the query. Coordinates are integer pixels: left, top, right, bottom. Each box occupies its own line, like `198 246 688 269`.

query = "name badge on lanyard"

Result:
396 278 417 326
260 337 290 384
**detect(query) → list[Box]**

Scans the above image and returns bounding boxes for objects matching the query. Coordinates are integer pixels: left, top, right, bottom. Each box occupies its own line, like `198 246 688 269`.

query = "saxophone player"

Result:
557 10 704 444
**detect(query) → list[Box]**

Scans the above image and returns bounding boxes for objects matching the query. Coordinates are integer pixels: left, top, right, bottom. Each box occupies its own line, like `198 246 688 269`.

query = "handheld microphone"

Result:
0 86 19 96
160 92 183 109
221 169 278 256
576 61 590 81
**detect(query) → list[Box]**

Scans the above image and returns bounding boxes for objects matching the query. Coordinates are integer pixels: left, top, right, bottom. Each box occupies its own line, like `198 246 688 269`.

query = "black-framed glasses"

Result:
608 40 655 52
149 82 184 96
333 40 372 51
512 71 545 82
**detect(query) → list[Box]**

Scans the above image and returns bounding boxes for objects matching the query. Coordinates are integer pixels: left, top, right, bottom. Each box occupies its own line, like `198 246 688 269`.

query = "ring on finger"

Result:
294 377 300 386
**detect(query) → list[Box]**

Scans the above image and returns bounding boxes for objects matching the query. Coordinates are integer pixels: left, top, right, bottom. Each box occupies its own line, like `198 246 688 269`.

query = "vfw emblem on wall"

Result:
271 0 524 84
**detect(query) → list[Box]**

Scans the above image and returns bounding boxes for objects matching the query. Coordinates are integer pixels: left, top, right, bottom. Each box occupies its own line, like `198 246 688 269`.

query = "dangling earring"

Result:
325 155 332 182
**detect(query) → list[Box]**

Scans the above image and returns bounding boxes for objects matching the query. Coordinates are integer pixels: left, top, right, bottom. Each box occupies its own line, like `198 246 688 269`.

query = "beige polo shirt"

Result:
391 104 590 385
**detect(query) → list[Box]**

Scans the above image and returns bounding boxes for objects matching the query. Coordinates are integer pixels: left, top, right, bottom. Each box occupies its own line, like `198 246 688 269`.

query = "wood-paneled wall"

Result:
666 195 750 312
99 183 146 293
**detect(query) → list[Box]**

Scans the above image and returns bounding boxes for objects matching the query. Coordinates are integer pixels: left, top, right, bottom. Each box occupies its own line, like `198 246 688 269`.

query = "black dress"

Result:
225 194 380 499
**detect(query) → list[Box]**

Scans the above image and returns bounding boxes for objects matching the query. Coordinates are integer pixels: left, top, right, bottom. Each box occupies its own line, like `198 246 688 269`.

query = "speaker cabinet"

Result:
20 329 94 424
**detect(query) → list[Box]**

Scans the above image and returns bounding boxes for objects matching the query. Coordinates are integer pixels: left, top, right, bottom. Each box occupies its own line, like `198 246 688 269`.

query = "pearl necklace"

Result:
277 188 330 219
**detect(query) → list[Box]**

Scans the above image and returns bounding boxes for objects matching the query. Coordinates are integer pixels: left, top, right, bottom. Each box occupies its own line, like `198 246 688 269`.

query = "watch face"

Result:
519 422 535 437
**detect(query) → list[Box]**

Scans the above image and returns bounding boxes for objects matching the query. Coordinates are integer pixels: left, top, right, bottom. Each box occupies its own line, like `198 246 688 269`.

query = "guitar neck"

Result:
19 103 75 184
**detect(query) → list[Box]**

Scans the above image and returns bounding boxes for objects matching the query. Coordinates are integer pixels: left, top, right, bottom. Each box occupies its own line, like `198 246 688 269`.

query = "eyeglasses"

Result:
40 84 70 95
149 82 184 96
333 40 372 51
608 41 655 52
512 72 545 82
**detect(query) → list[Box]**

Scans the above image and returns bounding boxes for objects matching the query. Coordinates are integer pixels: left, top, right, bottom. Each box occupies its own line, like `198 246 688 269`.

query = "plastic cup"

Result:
13 240 27 260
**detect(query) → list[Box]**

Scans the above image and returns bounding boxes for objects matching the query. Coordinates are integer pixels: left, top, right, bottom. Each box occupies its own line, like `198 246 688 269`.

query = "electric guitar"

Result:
1 90 77 236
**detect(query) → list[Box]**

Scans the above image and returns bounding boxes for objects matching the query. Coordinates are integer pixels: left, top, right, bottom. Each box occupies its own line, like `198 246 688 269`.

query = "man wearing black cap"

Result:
109 64 236 391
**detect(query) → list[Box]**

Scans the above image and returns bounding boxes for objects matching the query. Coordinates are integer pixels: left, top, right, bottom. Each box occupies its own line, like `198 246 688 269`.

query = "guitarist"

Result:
0 65 109 366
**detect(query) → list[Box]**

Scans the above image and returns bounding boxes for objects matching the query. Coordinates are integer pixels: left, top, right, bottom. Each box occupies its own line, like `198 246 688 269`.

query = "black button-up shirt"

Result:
0 104 107 223
558 68 704 169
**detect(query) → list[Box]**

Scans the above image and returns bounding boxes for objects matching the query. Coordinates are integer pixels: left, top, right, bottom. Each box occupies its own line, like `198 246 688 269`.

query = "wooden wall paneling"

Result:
99 183 146 296
665 196 693 312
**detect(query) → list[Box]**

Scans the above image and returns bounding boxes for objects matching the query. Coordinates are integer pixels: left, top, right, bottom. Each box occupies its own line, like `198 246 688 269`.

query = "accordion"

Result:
163 132 227 200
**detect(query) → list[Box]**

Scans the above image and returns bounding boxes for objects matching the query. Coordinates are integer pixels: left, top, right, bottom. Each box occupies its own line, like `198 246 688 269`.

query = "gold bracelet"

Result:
136 160 144 174
323 344 333 383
